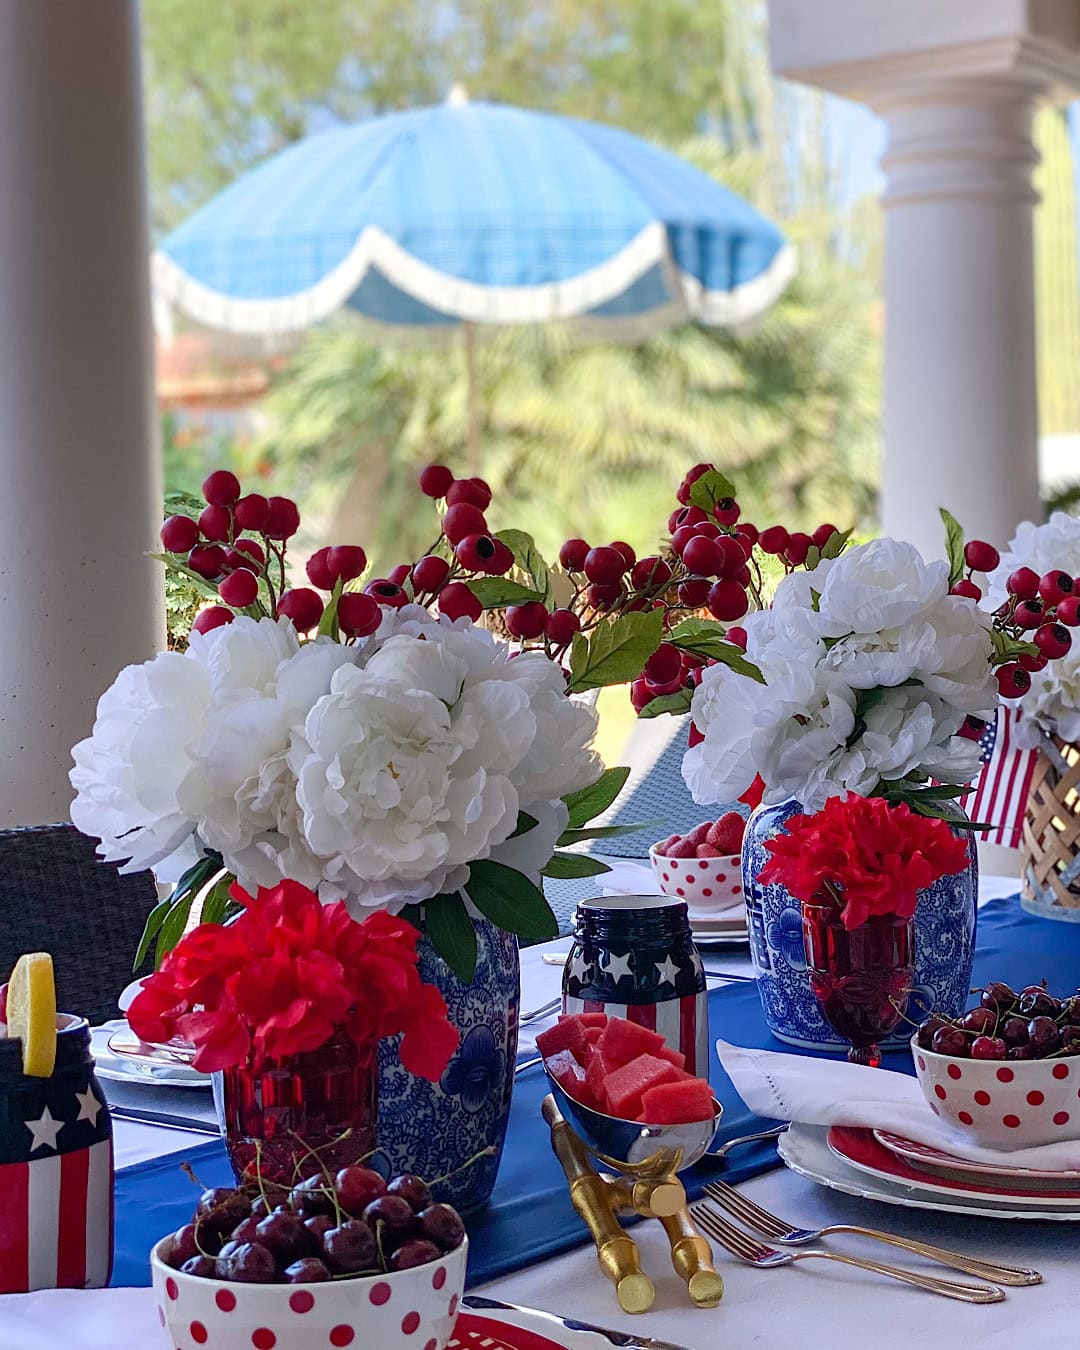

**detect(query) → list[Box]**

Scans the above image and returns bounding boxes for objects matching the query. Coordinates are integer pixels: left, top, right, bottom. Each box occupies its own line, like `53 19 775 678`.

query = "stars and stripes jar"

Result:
0 1015 113 1292
562 895 710 1075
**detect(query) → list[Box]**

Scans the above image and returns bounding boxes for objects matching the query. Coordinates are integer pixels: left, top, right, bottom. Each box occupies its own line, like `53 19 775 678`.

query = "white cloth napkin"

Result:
0 1287 156 1350
717 1038 1080 1171
599 859 662 896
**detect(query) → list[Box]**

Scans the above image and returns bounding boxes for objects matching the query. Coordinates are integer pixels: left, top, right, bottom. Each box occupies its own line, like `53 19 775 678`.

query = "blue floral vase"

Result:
742 797 978 1051
377 916 518 1211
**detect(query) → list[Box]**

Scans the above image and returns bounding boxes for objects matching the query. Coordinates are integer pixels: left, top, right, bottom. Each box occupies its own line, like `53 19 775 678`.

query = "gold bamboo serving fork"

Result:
701 1178 1041 1287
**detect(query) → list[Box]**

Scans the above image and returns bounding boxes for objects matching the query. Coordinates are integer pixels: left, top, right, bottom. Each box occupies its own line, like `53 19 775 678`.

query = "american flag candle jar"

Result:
0 1016 113 1292
562 895 710 1075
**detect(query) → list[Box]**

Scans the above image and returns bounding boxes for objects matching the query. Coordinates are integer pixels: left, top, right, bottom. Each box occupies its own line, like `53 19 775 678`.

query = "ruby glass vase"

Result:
800 900 915 1066
215 1032 377 1186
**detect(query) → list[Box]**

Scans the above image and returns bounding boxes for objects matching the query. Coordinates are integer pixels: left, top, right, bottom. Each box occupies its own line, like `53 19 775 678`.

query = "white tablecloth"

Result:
0 877 1070 1349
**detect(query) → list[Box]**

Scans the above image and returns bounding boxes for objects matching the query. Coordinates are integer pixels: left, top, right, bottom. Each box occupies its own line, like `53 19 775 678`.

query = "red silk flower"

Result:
758 796 970 931
128 879 459 1079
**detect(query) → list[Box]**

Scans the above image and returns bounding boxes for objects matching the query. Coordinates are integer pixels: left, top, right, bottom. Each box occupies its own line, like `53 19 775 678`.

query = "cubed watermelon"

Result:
585 1050 611 1110
536 1018 591 1063
545 1049 596 1109
558 1011 608 1028
598 1016 666 1065
583 1026 605 1049
655 1045 686 1071
639 1078 716 1124
604 1053 680 1120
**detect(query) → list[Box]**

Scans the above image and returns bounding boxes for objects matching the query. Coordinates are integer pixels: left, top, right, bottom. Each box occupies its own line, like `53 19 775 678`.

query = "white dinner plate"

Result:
91 1021 211 1089
873 1129 1080 1189
778 1122 1080 1221
689 908 749 946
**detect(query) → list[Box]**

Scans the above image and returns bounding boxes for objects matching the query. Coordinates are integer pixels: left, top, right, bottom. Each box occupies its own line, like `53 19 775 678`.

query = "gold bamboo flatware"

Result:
690 1201 1005 1303
702 1178 1041 1286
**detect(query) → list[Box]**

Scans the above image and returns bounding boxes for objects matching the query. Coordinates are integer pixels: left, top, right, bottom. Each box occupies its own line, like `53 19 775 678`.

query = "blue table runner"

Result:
110 896 1080 1288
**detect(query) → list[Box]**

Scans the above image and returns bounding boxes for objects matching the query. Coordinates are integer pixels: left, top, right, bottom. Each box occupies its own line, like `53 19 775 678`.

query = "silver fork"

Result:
520 996 561 1024
703 1178 1041 1286
691 1202 1005 1303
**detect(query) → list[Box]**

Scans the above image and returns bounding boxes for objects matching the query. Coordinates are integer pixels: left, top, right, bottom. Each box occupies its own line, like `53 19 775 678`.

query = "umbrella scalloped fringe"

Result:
152 223 797 342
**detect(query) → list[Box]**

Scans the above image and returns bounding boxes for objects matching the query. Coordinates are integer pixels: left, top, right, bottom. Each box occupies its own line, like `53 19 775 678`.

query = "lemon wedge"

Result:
7 952 57 1077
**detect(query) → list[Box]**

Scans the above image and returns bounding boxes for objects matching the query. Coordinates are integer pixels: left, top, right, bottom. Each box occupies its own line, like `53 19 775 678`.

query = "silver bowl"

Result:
546 1075 722 1175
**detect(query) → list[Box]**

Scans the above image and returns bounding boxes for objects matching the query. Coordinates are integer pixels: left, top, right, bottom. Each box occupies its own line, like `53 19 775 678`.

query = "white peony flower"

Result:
815 539 950 638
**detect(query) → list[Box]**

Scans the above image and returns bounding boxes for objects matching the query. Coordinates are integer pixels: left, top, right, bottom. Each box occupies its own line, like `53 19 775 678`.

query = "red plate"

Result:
828 1126 1080 1204
451 1312 565 1349
874 1129 1080 1189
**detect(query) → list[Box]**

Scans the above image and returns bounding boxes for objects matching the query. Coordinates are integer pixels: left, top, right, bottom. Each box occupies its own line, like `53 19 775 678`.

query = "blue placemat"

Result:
111 895 1080 1288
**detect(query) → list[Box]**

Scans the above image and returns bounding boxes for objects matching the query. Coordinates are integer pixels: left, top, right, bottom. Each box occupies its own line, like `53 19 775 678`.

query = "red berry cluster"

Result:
980 551 1078 700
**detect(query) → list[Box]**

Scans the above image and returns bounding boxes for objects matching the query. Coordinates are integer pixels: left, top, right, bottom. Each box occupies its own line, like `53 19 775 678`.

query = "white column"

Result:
0 0 163 828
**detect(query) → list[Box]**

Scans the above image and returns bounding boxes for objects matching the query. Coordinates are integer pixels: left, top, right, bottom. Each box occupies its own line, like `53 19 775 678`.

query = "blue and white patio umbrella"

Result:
153 93 796 342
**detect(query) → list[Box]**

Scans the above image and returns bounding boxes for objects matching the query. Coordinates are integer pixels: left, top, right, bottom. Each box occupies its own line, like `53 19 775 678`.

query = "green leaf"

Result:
909 799 992 830
149 552 222 601
563 766 630 828
687 468 736 513
542 852 612 879
821 528 851 560
198 873 239 927
424 893 478 983
466 860 559 941
557 820 662 845
639 689 694 718
567 610 664 692
494 529 552 605
510 810 539 839
803 544 822 570
318 577 344 638
809 589 821 612
155 892 195 969
989 629 1039 664
133 895 174 971
939 508 966 587
667 618 764 683
467 577 544 609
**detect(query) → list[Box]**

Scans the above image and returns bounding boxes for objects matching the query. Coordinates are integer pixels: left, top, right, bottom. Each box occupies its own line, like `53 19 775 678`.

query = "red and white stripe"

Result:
968 706 1038 850
562 991 709 1075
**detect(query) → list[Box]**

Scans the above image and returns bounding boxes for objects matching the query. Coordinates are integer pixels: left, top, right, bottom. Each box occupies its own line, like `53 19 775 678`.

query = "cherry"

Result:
963 539 1000 572
713 497 740 526
961 1007 997 1035
758 525 789 555
419 464 454 498
419 1203 466 1251
161 514 200 554
916 1014 949 1050
932 1025 969 1058
1034 622 1072 660
365 579 409 609
390 1239 443 1272
970 1035 1007 1060
277 588 325 632
438 581 483 622
265 496 301 540
737 522 761 548
284 1257 332 1283
610 540 636 569
670 526 698 558
289 1175 335 1215
441 502 487 546
950 579 981 601
363 1194 416 1250
191 605 234 635
304 1215 335 1243
1013 600 1045 630
1001 1017 1030 1048
707 580 749 622
726 625 748 650
230 1217 261 1246
671 506 709 530
1027 1016 1062 1055
630 678 653 713
195 1188 250 1234
256 1212 314 1268
162 1224 200 1269
559 538 590 572
644 643 683 686
386 1174 433 1214
487 539 515 575
1010 1045 1036 1060
583 545 626 586
323 1220 378 1274
412 555 451 593
337 592 382 638
1057 596 1080 627
233 537 265 566
221 1242 277 1283
678 578 710 608
328 545 368 583
631 556 673 590
234 493 270 531
335 1166 387 1215
784 532 812 565
995 663 1030 699
958 714 987 741
1018 986 1058 1019
202 470 241 507
446 477 492 511
1059 1024 1080 1044
682 535 726 578
545 608 580 646
181 1255 218 1279
188 544 227 580
250 1196 273 1222
387 563 412 588
219 569 259 608
505 601 548 640
1039 570 1074 607
812 522 838 549
980 981 1016 1014
586 582 622 610
685 462 712 485
455 533 498 571
1007 567 1040 600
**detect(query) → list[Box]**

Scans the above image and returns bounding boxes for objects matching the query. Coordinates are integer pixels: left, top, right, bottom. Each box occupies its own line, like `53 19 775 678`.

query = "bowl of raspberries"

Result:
152 1164 467 1350
650 812 746 913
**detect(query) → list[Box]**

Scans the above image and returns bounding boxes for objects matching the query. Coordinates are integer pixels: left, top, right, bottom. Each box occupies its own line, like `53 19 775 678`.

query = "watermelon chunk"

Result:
639 1078 716 1124
558 1011 608 1028
604 1054 680 1120
545 1049 596 1109
598 1016 666 1065
655 1045 686 1071
585 1050 610 1110
536 1018 591 1063
583 1026 605 1049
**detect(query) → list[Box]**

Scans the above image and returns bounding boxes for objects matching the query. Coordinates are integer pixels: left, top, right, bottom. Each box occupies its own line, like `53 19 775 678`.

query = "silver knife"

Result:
462 1295 693 1350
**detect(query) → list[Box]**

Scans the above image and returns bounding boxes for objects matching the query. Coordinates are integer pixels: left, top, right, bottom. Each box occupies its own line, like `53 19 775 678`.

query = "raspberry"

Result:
670 526 698 557
678 579 710 608
191 605 234 634
265 496 301 540
198 504 232 542
1007 567 1040 601
505 601 549 639
188 544 227 579
812 522 839 549
442 502 487 546
726 625 748 650
1056 596 1080 627
233 493 270 531
630 556 673 590
559 539 590 572
1013 599 1045 629
586 582 623 610
277 587 324 631
202 470 241 507
610 541 636 569
486 540 515 575
418 464 454 498
1033 622 1072 660
995 662 1031 699
161 515 199 554
328 545 367 583
337 592 382 638
438 581 482 622
950 579 981 601
785 532 813 565
713 497 740 526
233 537 265 566
630 678 653 713
545 608 580 645
411 555 450 592
707 580 749 622
644 642 683 685
1038 570 1074 607
454 533 498 571
758 525 790 555
365 579 409 609
305 546 336 590
218 569 258 608
682 535 726 577
964 539 1000 572
446 477 492 510
958 715 987 741
583 546 626 585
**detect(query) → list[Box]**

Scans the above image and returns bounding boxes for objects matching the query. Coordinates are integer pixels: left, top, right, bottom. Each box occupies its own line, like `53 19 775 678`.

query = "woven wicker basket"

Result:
1021 735 1080 920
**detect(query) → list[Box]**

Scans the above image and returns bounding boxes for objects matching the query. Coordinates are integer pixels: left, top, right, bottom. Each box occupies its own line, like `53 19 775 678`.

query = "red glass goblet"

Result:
801 900 914 1066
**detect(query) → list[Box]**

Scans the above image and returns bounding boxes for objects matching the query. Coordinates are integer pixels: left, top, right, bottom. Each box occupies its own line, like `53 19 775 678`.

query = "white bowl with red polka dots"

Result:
911 1034 1080 1149
649 844 744 914
151 1233 467 1350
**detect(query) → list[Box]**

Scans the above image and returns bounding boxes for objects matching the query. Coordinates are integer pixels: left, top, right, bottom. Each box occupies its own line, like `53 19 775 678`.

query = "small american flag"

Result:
966 706 1038 849
0 1048 113 1292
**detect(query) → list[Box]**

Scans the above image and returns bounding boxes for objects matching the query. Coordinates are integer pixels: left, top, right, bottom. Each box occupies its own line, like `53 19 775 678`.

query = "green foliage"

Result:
939 508 965 588
563 766 630 829
568 610 664 692
161 489 209 649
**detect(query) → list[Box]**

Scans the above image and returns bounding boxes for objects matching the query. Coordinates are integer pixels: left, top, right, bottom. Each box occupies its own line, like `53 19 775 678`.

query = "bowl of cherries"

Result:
152 1164 467 1350
912 981 1080 1148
